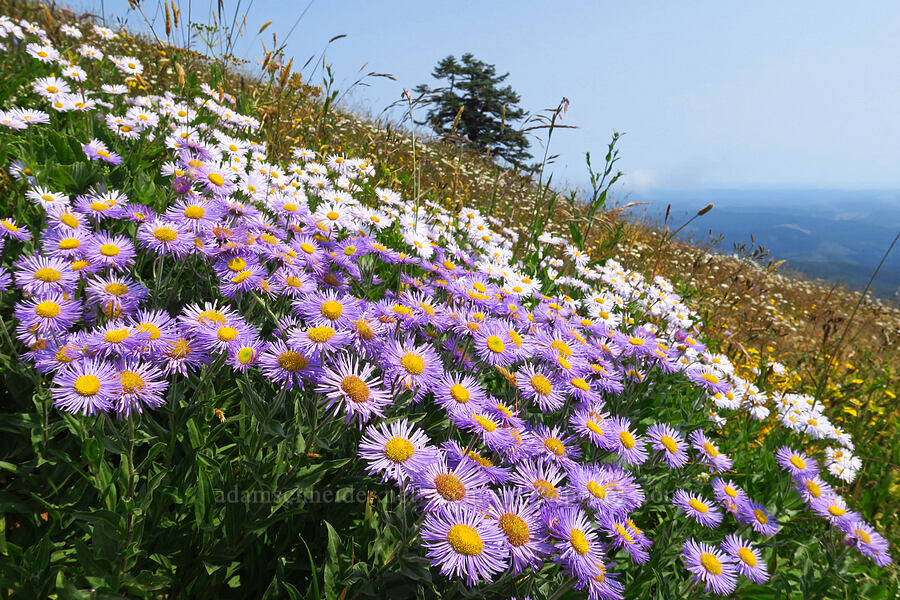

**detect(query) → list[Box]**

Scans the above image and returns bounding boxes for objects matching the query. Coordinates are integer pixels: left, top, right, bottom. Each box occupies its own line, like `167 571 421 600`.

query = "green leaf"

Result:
195 465 211 524
569 221 583 249
592 188 608 211
323 521 341 599
299 536 321 600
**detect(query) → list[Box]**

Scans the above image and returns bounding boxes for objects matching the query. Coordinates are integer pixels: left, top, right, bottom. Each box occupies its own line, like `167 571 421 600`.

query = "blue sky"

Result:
72 1 900 193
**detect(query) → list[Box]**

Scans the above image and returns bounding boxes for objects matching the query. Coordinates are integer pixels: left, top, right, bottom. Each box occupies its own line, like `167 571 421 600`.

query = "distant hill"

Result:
626 188 900 299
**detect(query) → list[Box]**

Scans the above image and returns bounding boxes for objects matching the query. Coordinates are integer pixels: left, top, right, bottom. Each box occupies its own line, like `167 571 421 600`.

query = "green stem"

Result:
121 415 137 572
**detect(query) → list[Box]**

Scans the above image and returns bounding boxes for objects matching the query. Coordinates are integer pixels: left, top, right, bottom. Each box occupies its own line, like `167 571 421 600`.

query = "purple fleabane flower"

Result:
51 358 119 415
681 538 737 595
419 504 508 586
673 489 723 529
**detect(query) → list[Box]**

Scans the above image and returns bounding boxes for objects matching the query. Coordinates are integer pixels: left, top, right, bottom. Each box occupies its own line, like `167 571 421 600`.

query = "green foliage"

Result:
0 3 896 600
415 53 532 166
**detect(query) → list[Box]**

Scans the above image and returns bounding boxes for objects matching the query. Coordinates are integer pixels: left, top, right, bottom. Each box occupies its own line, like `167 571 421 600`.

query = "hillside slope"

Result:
0 3 897 598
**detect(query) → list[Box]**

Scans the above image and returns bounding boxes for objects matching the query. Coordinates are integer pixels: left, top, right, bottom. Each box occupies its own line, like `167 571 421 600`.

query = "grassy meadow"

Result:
0 2 898 598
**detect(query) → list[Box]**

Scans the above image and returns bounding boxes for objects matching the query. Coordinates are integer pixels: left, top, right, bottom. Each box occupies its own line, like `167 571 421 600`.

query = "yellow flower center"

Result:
587 481 608 499
738 547 757 567
700 552 722 575
530 374 552 395
207 173 225 187
434 473 466 501
450 383 470 403
498 513 530 546
703 442 719 457
701 373 720 384
392 304 412 316
277 351 308 372
724 485 738 498
71 260 91 271
571 377 590 391
619 430 636 449
58 238 80 250
307 326 336 343
400 353 425 375
300 242 315 254
237 347 255 364
120 370 146 394
384 436 414 463
60 214 79 228
486 335 505 353
198 309 226 325
570 529 590 556
105 282 129 296
543 437 566 456
99 244 120 257
789 455 806 470
804 480 822 498
533 478 558 499
550 339 573 357
104 328 130 343
689 498 709 514
231 270 252 283
34 268 62 282
354 319 375 341
854 528 872 544
226 257 246 272
466 451 493 468
628 336 645 346
615 524 633 542
321 300 343 320
586 420 604 435
217 326 238 342
90 201 110 212
340 375 370 403
130 323 159 343
153 227 177 242
827 504 845 517
35 301 61 318
447 524 483 556
326 211 339 221
472 414 497 432
74 374 101 396
184 205 205 220
754 509 769 523
660 435 678 454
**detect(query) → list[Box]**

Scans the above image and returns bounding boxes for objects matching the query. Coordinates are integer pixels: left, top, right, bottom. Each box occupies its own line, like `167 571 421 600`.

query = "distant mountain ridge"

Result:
624 188 900 299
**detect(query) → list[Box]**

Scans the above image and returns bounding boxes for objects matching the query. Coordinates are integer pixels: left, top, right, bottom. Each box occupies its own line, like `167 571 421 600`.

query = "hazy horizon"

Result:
626 188 900 299
70 0 900 193
64 1 900 297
